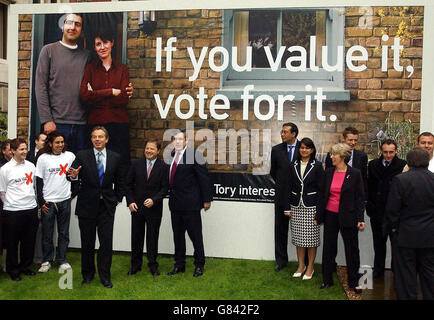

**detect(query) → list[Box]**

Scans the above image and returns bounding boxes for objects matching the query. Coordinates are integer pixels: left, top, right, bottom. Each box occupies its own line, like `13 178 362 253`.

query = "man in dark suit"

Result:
384 147 434 300
68 126 124 288
0 139 13 255
367 139 406 278
126 139 169 276
25 132 46 265
325 127 368 195
270 122 300 271
26 133 47 165
167 130 212 277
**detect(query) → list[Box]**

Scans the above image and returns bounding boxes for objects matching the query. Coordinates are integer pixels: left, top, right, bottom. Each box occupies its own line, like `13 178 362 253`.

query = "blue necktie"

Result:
97 152 104 185
288 145 294 162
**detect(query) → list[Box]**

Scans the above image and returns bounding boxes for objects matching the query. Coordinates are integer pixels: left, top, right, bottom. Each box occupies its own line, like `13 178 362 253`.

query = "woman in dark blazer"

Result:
315 143 365 294
284 138 324 280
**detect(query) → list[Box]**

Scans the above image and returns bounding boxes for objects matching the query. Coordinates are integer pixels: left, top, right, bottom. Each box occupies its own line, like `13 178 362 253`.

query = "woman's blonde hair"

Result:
330 143 351 163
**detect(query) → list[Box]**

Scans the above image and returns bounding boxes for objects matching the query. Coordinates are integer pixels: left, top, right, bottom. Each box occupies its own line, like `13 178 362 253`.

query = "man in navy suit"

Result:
167 130 212 277
69 126 125 288
126 139 169 276
385 147 434 300
270 122 300 271
367 139 406 278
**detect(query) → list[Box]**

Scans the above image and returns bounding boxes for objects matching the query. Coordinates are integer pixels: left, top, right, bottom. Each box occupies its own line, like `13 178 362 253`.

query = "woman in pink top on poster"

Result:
315 143 365 294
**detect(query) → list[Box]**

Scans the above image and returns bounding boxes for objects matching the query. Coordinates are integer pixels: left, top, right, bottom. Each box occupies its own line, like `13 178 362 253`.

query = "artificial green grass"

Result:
0 250 346 300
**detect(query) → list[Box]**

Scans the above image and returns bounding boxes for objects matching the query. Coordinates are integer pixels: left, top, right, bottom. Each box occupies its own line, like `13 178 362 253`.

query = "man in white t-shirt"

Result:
0 138 38 281
35 131 75 273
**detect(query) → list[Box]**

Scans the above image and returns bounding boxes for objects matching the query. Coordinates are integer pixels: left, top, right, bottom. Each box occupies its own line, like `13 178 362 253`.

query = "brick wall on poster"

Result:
16 14 33 140
16 7 423 171
126 7 423 172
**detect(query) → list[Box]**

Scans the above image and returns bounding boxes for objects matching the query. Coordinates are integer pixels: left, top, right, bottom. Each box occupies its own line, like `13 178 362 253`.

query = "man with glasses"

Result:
270 122 300 272
35 13 132 154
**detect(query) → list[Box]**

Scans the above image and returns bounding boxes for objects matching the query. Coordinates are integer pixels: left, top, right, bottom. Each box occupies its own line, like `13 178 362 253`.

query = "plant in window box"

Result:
368 110 417 160
0 113 7 144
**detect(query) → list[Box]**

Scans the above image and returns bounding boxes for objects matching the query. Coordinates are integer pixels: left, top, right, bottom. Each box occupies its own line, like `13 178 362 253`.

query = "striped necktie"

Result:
147 161 153 179
288 145 294 162
97 152 104 185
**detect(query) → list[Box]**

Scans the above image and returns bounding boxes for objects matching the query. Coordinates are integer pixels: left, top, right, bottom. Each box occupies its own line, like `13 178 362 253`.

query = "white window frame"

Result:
219 7 348 100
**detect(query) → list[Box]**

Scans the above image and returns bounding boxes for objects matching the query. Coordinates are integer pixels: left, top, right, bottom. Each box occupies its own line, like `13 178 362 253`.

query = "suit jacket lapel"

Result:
293 160 302 183
325 169 333 197
280 143 289 163
141 158 148 182
302 159 316 180
341 167 352 192
102 150 113 185
172 150 186 181
88 149 100 184
352 150 360 168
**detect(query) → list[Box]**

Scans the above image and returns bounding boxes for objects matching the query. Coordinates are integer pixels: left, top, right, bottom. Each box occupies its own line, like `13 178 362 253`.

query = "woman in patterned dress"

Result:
284 138 324 280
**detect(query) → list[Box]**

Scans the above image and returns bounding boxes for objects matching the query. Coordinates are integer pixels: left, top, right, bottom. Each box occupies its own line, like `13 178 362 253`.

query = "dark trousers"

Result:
3 208 38 275
274 204 290 267
41 199 71 264
322 211 360 288
56 123 87 155
370 215 392 272
171 210 205 268
0 207 3 252
393 245 434 300
78 201 114 282
131 213 162 271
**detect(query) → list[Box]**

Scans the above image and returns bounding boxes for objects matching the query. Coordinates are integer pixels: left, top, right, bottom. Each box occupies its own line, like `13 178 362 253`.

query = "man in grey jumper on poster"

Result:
35 13 90 154
35 13 133 154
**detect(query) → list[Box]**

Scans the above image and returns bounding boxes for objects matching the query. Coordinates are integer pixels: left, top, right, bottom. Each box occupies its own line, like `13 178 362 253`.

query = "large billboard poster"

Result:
15 4 424 203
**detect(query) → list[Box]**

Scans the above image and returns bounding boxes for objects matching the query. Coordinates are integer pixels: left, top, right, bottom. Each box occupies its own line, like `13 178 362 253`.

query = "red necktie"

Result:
169 152 181 187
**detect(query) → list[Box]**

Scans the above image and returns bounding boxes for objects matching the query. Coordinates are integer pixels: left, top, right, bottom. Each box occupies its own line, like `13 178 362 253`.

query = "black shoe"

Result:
102 280 113 288
274 264 287 272
373 270 384 279
21 269 36 276
193 267 204 277
167 266 185 275
320 283 334 289
81 277 93 284
9 273 21 281
127 268 141 276
150 268 160 276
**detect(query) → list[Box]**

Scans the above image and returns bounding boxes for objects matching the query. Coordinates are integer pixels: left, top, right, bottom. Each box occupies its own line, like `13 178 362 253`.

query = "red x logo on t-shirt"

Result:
59 163 68 176
25 172 33 185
